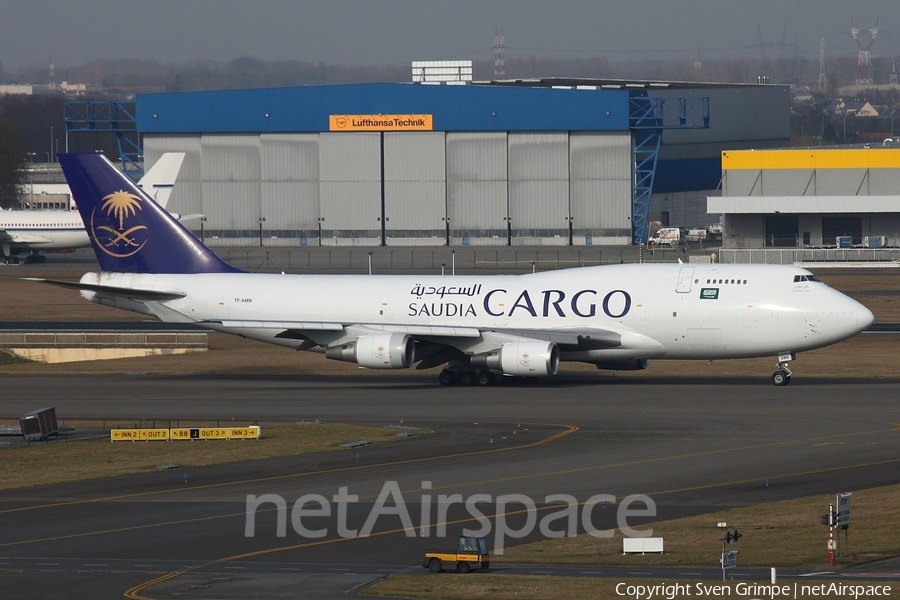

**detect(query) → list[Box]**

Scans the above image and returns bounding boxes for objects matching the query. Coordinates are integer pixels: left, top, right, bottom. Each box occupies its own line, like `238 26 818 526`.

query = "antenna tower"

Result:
850 17 878 84
493 28 505 79
818 38 826 92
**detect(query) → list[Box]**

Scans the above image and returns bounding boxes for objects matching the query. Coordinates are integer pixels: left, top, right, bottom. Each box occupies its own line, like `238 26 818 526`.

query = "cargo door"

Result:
687 328 724 352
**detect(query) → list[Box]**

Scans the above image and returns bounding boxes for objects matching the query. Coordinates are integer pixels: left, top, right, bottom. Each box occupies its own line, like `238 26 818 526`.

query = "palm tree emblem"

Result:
92 189 148 257
101 190 143 229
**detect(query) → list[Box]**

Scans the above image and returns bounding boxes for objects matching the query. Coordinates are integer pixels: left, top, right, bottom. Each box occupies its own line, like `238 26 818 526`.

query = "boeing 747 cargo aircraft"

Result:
34 153 874 386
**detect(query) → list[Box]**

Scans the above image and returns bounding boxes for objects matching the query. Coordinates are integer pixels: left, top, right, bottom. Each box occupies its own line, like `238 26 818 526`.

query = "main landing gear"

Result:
772 353 794 386
24 252 47 264
438 367 497 387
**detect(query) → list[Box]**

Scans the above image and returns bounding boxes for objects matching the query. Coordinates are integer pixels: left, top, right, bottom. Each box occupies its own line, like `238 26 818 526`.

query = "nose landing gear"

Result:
772 353 794 386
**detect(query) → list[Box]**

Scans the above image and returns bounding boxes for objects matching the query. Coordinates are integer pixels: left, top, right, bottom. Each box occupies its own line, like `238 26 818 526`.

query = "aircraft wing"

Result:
207 319 481 341
1 231 54 244
203 319 630 360
205 320 617 345
487 327 622 349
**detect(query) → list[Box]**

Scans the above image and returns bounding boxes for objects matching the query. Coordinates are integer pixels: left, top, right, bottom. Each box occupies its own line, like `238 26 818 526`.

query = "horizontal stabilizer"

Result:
175 213 205 222
24 278 186 302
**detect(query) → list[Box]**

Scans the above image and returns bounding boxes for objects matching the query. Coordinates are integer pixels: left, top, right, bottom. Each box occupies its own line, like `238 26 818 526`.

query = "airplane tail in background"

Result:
58 153 240 274
136 152 186 209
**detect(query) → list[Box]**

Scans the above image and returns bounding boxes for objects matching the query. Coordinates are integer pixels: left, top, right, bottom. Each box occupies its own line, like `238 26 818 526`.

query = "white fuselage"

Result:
78 263 873 364
0 210 88 251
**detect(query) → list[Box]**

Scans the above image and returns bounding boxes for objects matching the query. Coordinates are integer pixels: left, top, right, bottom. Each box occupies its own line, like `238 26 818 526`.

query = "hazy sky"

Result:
2 0 897 71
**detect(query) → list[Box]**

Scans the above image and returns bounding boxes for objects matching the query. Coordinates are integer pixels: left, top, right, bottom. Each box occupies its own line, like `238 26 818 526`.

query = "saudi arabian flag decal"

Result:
700 288 719 300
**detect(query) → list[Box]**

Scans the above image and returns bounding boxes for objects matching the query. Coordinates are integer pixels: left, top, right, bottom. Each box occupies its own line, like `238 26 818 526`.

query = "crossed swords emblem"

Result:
95 224 148 248
91 189 149 258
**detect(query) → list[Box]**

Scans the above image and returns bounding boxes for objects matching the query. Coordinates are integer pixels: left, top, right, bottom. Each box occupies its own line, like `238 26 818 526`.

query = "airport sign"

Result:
111 425 260 441
836 492 852 526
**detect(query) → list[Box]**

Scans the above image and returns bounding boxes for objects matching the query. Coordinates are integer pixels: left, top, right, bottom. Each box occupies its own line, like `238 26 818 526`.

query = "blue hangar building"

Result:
136 79 789 247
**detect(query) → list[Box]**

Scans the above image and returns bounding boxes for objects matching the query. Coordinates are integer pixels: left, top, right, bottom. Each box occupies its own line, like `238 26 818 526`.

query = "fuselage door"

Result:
676 267 695 293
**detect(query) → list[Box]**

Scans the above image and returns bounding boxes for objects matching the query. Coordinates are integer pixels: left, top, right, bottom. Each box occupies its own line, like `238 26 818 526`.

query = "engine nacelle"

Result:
325 333 415 369
472 341 559 377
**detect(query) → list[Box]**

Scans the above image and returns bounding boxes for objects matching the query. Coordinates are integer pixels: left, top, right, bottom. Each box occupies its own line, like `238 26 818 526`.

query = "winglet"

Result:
59 153 240 274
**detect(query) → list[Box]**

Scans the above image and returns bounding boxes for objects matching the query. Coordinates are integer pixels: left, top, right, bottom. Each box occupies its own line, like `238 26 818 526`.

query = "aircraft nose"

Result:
857 303 875 332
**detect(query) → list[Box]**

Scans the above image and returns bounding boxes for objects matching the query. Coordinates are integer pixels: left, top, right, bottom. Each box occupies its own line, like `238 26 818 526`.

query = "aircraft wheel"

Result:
438 370 455 386
772 371 790 386
476 371 495 386
457 371 476 386
428 558 442 573
456 561 471 573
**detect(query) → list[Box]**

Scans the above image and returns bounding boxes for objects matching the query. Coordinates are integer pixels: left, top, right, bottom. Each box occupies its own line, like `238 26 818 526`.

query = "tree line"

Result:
2 52 898 207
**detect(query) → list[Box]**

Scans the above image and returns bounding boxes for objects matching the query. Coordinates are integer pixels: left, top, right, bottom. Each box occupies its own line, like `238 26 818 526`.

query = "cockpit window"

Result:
793 274 821 283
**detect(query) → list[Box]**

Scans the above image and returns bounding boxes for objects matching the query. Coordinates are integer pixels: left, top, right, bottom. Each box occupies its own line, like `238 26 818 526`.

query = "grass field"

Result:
495 484 900 569
0 421 430 491
363 483 900 598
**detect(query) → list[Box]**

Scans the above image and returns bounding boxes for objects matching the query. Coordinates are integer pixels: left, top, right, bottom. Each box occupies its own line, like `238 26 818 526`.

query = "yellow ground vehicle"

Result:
423 535 490 573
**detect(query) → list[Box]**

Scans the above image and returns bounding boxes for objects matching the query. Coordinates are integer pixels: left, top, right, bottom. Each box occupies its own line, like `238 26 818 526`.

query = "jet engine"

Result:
325 333 415 369
471 341 559 377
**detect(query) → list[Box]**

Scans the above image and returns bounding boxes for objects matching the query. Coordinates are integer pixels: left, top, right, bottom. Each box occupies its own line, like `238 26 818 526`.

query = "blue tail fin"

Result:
59 153 239 274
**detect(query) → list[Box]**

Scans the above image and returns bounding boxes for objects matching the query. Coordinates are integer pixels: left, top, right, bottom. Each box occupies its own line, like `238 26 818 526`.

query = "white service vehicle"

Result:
647 227 682 248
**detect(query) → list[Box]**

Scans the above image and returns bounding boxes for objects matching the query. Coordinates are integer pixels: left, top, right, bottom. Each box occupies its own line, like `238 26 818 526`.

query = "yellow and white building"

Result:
708 147 900 248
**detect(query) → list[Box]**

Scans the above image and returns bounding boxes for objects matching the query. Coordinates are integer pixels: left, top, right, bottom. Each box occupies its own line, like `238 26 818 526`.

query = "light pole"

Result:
26 152 36 207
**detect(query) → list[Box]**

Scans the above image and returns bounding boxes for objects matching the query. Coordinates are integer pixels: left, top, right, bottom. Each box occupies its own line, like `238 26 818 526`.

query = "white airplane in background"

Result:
1 153 186 263
36 153 874 386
